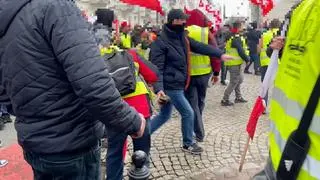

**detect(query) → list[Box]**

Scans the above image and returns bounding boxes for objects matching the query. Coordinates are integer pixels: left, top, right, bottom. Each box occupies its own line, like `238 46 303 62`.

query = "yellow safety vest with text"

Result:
100 47 149 99
224 35 247 66
121 33 132 49
260 28 279 67
186 25 212 76
269 0 320 179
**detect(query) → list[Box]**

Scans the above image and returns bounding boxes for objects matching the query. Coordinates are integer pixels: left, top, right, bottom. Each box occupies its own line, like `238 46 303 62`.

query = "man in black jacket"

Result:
150 9 232 155
0 0 145 179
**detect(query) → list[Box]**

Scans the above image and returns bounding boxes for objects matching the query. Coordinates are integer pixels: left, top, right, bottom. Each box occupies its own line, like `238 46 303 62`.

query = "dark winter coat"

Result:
0 0 141 154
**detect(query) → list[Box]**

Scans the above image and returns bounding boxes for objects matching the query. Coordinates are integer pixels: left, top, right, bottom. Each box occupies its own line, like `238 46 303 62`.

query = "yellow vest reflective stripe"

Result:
186 25 212 76
260 29 279 67
224 35 245 66
122 62 149 99
121 33 132 49
269 0 320 179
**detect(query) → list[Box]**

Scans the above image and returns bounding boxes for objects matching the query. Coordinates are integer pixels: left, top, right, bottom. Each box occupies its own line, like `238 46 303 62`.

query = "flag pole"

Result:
239 136 250 172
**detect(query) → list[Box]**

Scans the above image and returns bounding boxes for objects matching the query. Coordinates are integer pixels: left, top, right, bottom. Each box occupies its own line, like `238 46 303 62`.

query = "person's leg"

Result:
235 65 246 101
253 54 261 75
195 74 211 141
24 143 101 180
150 101 173 134
133 119 151 155
222 66 240 104
106 130 127 180
185 77 202 141
221 61 227 84
244 55 253 73
166 90 195 147
132 119 151 167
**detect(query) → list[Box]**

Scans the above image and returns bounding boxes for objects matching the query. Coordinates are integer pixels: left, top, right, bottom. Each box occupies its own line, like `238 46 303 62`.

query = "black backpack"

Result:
103 50 136 96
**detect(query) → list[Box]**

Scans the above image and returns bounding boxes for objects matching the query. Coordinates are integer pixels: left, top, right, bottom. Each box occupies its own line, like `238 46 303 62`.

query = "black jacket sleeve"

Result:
189 38 224 58
231 37 249 62
150 39 166 93
43 1 141 135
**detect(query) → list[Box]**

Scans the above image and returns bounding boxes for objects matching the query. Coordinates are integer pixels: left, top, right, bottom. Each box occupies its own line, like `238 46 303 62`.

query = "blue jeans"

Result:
150 90 194 146
106 119 151 180
245 53 260 72
24 143 101 180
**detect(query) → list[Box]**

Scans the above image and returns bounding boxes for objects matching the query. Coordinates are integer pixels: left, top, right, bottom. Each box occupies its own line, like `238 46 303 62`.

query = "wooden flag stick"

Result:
239 135 251 172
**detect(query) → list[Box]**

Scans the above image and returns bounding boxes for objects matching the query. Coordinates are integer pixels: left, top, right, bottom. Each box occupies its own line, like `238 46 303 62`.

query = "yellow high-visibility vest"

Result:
224 35 247 66
121 33 132 49
269 0 320 179
260 28 279 67
186 25 212 76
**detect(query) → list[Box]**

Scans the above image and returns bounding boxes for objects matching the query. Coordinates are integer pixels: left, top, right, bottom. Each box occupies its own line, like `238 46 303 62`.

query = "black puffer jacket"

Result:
150 25 223 92
0 0 141 154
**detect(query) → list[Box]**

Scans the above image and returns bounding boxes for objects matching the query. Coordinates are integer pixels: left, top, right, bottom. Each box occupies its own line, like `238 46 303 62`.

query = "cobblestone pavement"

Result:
1 71 270 180
114 72 270 180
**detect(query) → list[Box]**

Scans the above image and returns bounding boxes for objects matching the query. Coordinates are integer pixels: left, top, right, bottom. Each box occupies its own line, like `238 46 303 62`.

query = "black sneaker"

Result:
182 143 203 155
221 81 227 86
0 118 4 130
3 115 12 123
235 97 248 103
195 136 204 143
244 70 252 74
221 100 234 106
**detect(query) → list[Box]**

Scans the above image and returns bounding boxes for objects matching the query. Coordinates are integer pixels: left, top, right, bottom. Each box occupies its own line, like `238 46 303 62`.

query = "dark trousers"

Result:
221 61 227 82
24 143 101 180
185 74 211 140
106 119 150 180
260 66 269 106
245 53 260 73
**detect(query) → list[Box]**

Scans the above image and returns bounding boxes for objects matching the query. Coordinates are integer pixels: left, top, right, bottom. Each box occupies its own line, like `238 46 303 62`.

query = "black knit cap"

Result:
167 9 189 24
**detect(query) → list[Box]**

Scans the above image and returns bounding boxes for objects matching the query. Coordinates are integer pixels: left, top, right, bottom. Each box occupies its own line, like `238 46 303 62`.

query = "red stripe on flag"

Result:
246 96 265 139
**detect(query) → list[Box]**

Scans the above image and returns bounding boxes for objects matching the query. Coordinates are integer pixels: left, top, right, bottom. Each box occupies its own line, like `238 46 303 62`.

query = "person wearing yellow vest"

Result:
260 19 281 111
184 12 221 142
254 0 320 179
221 21 250 106
101 47 159 180
119 22 132 49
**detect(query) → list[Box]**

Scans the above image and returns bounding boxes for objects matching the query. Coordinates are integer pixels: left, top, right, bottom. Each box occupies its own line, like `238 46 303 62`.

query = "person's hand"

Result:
157 90 169 105
131 114 146 139
157 90 166 98
221 54 235 62
211 75 219 85
270 36 285 50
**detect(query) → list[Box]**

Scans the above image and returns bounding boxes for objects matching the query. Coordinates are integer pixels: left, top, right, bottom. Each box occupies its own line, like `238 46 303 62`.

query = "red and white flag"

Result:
184 0 222 29
120 0 164 15
249 0 274 16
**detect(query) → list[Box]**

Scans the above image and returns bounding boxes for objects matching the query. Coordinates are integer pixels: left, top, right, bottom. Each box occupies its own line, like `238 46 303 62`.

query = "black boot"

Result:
221 100 234 106
235 97 248 103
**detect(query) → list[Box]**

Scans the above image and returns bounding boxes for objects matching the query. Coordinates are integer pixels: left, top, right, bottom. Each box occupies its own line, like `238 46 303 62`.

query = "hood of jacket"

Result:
0 0 31 37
